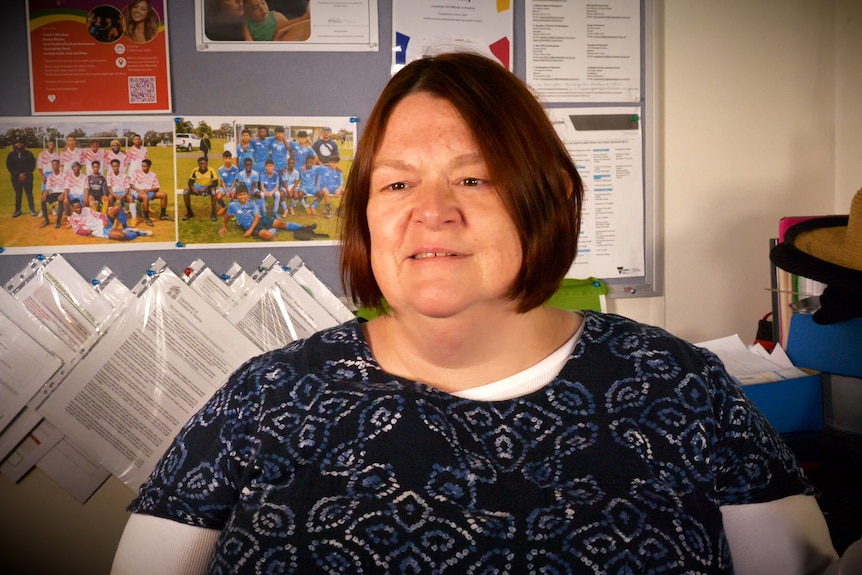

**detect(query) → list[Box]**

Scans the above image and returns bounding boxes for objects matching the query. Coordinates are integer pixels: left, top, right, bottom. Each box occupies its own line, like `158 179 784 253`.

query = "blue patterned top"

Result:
129 311 812 574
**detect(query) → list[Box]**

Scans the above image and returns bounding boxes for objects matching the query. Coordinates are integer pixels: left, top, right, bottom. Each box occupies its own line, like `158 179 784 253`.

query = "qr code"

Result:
128 76 157 104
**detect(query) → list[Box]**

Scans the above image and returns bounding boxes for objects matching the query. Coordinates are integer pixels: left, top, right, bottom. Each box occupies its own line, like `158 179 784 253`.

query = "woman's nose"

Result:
411 181 462 227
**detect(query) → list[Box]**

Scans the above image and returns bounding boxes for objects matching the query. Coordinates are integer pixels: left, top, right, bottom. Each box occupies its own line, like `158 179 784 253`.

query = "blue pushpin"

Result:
36 254 45 260
349 117 358 123
147 269 155 277
593 281 601 287
91 279 100 286
174 117 183 124
221 273 229 281
176 241 185 248
0 247 4 254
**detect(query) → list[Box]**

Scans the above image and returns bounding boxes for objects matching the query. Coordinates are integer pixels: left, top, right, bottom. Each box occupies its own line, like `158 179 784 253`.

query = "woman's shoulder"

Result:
578 310 718 369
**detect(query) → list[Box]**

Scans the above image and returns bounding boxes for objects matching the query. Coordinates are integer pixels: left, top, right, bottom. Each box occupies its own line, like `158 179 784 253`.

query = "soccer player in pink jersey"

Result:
81 140 108 175
124 134 149 176
62 161 88 224
41 159 65 227
37 140 59 195
130 159 171 226
60 135 83 174
105 139 126 170
107 158 137 225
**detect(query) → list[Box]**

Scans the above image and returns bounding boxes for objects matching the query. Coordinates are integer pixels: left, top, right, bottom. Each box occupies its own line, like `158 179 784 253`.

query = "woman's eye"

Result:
461 178 483 187
387 182 407 191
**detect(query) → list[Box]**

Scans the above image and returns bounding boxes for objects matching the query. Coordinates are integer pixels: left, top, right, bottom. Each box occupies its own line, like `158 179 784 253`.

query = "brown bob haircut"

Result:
339 51 584 314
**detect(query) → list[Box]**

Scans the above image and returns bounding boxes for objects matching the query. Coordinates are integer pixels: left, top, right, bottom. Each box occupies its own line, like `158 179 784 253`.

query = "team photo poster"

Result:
0 115 355 254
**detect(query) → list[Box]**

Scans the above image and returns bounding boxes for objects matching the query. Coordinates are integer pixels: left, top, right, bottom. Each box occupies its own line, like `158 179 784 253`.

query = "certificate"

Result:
26 0 171 114
526 0 641 103
392 0 513 72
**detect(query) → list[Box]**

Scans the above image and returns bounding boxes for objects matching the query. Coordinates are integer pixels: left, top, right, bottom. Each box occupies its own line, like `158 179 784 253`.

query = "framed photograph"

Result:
195 0 379 52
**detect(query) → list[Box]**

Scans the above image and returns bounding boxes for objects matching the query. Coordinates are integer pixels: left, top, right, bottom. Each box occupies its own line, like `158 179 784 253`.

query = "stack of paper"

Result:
696 334 808 385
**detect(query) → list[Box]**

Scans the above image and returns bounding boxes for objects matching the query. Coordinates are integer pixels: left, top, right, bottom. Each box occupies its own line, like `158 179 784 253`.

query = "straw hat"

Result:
769 188 862 324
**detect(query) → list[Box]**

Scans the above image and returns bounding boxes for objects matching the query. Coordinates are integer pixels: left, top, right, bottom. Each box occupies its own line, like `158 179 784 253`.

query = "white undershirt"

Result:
111 316 857 574
452 317 581 401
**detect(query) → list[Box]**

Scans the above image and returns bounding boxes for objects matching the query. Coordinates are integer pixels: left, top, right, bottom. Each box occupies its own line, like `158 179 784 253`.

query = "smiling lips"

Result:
412 252 457 260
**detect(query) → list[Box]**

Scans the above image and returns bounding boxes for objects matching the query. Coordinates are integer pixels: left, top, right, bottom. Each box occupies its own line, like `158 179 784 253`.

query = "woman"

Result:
112 53 858 573
121 0 159 43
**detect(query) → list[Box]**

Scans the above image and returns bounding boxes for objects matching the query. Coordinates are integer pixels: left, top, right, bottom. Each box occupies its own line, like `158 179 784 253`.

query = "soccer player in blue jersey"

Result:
289 129 316 170
218 184 305 241
319 157 345 197
270 126 290 174
258 159 283 217
216 150 240 215
251 125 272 173
280 156 301 216
236 157 261 204
235 128 255 170
297 154 330 216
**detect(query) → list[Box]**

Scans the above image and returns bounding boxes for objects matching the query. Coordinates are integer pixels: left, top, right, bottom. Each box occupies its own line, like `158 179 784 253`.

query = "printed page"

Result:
185 259 250 316
37 271 260 489
0 256 117 461
227 270 340 353
0 311 63 433
526 0 641 103
8 255 115 352
288 255 356 323
546 107 646 279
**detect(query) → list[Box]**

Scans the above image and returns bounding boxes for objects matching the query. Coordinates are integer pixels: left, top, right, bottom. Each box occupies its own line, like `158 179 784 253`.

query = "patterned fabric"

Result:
130 312 812 574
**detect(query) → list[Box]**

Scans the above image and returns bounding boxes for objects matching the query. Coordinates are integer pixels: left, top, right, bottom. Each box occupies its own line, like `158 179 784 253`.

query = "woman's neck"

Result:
363 306 580 393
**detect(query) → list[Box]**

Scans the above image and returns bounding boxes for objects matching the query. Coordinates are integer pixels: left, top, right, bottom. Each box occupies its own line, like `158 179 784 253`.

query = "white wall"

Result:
610 0 861 345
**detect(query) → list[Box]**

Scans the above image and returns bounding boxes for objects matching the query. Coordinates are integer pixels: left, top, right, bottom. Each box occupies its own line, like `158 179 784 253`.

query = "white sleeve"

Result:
110 513 220 575
721 494 862 575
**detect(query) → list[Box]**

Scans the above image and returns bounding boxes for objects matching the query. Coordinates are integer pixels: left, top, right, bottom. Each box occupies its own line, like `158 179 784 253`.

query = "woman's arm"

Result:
721 494 861 575
111 514 220 575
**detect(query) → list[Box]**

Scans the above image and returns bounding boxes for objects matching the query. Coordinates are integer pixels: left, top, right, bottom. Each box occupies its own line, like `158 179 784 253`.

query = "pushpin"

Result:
593 280 601 287
630 115 639 122
0 247 4 254
349 117 358 123
176 241 185 248
174 117 183 124
147 269 155 277
184 267 193 276
220 273 229 281
36 254 45 260
91 279 100 286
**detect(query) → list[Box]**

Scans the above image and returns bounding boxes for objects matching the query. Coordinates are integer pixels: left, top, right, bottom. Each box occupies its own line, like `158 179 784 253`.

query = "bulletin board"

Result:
0 0 661 299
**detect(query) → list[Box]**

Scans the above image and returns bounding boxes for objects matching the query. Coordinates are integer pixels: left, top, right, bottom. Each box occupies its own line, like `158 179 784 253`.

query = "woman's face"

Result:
220 0 244 16
130 1 148 23
366 92 523 320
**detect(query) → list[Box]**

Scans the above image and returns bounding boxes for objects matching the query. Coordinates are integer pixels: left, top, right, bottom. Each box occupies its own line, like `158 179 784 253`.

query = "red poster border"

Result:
27 0 171 115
